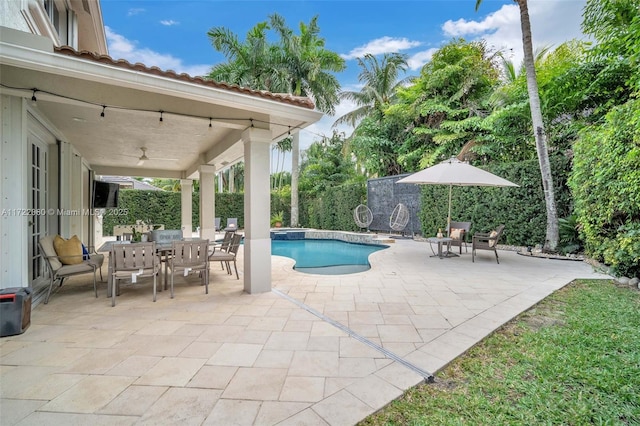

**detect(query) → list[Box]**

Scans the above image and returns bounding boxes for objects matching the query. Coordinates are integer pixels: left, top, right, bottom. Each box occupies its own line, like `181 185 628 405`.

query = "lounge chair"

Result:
39 235 103 304
214 217 221 231
225 218 238 231
448 221 472 254
472 224 505 264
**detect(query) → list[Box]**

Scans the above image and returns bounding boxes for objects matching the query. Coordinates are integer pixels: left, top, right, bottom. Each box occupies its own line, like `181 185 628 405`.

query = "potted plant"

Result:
270 211 284 228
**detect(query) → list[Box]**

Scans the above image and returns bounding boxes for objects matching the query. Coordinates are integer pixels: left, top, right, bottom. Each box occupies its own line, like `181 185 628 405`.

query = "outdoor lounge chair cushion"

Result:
450 228 464 240
53 235 83 265
489 230 498 247
40 235 62 271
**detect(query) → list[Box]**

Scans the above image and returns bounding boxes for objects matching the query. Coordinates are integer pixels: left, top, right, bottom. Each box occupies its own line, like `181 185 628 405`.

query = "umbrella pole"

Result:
447 184 452 237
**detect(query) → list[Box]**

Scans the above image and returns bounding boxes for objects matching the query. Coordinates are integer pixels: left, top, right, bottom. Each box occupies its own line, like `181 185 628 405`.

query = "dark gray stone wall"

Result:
367 174 421 235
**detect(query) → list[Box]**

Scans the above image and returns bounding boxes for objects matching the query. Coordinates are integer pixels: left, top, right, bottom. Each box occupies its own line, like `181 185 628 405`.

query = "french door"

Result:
27 119 54 289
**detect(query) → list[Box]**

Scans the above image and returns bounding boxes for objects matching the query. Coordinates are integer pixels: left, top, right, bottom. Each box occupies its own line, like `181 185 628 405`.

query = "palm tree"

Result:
268 13 345 227
476 0 559 251
271 137 292 190
499 45 550 83
207 22 289 90
333 53 411 127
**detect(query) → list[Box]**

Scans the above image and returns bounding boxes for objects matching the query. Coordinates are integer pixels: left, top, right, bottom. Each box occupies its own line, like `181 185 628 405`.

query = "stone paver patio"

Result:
0 237 609 425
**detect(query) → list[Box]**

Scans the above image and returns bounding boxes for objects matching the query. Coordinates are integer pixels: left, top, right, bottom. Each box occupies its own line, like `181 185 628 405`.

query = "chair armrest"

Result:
472 234 495 243
208 242 222 254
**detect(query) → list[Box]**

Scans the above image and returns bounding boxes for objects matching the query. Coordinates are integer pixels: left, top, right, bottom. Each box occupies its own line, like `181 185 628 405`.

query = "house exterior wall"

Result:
0 1 31 32
0 94 88 295
0 95 29 288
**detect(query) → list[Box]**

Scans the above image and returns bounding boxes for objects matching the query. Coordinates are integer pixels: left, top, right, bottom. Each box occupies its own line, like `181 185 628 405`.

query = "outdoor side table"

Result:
426 237 453 259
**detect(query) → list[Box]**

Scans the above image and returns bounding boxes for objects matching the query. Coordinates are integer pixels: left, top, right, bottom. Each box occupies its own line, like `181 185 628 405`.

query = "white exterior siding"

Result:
0 1 31 32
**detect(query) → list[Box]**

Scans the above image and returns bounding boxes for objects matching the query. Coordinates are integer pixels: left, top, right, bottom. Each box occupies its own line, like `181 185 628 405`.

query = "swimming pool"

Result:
271 239 388 275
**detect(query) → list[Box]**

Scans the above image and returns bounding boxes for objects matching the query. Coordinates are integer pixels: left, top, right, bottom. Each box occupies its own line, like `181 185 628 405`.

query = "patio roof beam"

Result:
91 166 183 180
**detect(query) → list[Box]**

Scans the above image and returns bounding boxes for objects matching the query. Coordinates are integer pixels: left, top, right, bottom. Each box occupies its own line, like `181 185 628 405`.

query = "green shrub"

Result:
569 99 640 278
557 214 584 255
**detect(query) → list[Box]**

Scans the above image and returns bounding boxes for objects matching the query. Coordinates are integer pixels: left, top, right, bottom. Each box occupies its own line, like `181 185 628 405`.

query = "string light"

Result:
288 125 291 136
2 84 308 134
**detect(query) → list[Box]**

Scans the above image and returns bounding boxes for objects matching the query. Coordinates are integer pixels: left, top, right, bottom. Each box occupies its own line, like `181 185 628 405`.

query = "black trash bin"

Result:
0 287 32 337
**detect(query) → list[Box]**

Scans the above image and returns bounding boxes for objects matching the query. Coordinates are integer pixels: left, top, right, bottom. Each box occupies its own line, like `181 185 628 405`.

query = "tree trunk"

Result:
518 0 559 251
291 132 300 227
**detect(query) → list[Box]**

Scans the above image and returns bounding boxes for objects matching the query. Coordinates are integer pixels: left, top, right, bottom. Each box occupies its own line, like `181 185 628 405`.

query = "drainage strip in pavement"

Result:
272 288 434 382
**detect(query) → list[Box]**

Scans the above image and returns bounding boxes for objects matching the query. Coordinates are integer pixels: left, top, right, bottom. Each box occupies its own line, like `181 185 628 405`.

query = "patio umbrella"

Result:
396 157 519 236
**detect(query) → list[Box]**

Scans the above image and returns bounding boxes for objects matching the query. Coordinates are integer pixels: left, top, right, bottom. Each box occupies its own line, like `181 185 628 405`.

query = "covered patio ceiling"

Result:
0 28 323 179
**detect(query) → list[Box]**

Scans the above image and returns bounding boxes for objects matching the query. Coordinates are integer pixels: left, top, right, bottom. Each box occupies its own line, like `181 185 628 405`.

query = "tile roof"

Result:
54 45 316 110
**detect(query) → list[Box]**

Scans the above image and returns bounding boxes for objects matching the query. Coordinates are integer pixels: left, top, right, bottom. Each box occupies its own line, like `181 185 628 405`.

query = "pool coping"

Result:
271 228 393 245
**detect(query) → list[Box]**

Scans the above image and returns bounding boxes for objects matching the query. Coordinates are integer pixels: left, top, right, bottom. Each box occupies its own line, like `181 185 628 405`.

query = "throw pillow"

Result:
82 243 90 260
488 230 498 247
54 235 84 265
450 228 463 240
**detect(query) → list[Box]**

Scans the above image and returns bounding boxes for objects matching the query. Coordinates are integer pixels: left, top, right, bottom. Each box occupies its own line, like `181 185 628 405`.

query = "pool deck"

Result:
1 236 610 425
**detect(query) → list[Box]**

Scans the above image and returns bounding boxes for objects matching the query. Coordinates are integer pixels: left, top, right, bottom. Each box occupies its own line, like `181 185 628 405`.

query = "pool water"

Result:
271 239 388 275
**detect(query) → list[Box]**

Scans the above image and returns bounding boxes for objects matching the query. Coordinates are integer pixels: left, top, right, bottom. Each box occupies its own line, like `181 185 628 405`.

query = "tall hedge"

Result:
569 99 640 278
102 191 245 235
418 155 573 246
300 183 366 231
105 157 575 251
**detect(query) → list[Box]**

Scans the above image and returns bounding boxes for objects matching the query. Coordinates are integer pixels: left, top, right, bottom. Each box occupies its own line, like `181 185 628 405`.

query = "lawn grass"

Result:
360 280 640 425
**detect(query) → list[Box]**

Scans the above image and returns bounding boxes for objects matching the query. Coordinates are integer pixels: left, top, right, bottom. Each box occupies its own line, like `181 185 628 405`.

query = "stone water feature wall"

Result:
367 174 421 235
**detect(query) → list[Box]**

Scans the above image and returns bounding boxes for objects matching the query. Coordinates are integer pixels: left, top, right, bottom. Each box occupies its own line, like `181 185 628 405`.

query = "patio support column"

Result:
242 127 272 293
180 179 193 237
198 165 216 241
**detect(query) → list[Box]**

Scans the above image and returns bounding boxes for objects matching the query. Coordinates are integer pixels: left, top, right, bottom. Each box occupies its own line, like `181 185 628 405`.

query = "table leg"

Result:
164 251 169 290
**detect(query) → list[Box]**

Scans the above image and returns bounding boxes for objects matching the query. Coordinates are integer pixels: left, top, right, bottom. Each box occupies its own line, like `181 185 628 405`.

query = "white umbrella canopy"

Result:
396 157 519 235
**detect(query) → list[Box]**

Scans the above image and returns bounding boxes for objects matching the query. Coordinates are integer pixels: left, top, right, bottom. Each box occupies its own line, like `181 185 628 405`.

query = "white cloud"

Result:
341 36 422 60
407 48 438 71
441 1 586 68
160 20 179 26
127 8 145 17
105 26 210 77
443 4 520 37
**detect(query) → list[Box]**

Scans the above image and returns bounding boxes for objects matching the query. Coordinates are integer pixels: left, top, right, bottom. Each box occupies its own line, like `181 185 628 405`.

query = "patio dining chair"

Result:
447 221 472 254
210 230 235 269
109 242 161 307
209 233 243 279
168 239 210 298
472 224 505 264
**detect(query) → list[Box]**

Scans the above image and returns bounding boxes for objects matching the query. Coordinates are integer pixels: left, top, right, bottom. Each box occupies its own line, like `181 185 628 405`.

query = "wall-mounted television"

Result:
92 181 120 209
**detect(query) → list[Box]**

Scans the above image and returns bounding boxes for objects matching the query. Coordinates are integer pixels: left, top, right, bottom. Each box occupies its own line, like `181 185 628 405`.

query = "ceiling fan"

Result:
134 147 179 165
137 147 149 165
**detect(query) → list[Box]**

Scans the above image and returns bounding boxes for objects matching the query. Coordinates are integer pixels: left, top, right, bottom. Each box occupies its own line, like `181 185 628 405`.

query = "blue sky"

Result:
100 0 587 158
